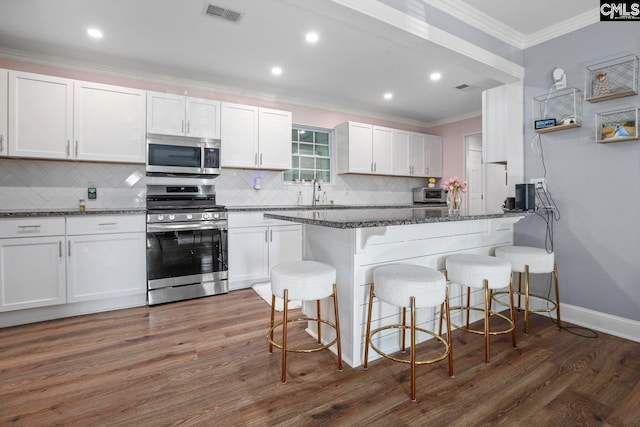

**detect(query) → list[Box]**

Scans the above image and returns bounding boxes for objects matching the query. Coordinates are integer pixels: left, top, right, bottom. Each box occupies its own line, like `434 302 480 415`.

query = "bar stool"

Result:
446 254 516 364
268 260 342 383
494 245 560 334
364 264 452 401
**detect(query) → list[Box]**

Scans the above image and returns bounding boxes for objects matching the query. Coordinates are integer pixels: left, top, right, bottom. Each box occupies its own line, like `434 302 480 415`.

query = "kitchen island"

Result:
264 207 527 368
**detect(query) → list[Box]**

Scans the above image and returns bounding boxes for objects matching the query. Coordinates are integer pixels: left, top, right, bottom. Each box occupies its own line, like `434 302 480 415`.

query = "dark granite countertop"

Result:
264 207 528 229
0 208 147 218
225 204 445 212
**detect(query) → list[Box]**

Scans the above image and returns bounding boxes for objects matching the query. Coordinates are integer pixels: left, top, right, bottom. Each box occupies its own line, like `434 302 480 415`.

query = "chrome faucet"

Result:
312 179 322 207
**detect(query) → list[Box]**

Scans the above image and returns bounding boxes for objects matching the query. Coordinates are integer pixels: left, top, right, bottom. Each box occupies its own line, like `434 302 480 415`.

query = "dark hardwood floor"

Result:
1 289 639 426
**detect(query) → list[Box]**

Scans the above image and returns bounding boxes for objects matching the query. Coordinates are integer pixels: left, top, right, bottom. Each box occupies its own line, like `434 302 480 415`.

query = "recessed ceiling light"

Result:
430 72 442 81
305 32 319 43
271 66 283 76
383 92 393 100
87 28 103 39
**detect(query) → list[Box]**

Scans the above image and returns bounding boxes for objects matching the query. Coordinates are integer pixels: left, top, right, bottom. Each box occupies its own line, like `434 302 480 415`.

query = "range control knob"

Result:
157 215 164 221
213 213 219 219
169 214 175 221
186 213 193 220
202 213 211 220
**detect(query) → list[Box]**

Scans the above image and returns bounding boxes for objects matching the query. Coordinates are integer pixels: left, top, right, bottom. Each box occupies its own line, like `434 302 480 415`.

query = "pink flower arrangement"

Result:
442 176 468 193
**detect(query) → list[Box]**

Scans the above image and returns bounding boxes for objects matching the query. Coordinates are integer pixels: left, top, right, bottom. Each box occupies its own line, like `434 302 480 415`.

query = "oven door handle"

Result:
147 221 228 232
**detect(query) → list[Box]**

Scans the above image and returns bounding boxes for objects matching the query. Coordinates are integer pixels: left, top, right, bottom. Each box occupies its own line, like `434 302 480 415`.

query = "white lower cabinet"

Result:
228 212 302 290
0 215 146 313
0 217 66 311
66 215 146 303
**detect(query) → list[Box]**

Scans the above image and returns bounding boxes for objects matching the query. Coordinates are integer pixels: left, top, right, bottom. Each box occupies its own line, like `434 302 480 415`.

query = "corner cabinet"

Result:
0 69 7 157
8 71 146 163
0 217 66 312
220 103 292 170
227 212 302 290
146 91 221 139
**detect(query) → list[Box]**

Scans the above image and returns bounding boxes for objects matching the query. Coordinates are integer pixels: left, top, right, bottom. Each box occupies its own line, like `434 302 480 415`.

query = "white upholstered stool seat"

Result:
364 264 453 401
446 254 516 364
268 261 342 383
494 245 561 333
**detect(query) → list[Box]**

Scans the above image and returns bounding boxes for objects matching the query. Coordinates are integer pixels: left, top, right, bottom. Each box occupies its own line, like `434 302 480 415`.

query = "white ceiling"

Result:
0 0 599 126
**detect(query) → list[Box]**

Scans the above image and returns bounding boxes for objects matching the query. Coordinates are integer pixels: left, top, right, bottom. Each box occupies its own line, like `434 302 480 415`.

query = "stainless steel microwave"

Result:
413 187 447 204
146 135 221 177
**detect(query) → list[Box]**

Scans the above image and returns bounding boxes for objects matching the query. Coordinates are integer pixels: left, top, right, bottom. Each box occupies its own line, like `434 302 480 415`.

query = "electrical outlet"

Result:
530 178 546 191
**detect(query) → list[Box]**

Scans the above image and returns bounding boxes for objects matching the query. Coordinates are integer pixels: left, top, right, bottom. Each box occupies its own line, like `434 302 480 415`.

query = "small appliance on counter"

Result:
515 183 536 211
413 187 447 205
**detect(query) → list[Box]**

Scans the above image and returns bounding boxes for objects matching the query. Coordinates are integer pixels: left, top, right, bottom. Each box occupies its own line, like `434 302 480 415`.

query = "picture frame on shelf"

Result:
596 107 639 143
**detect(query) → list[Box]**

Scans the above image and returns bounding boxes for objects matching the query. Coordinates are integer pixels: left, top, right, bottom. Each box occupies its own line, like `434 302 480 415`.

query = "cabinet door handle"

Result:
59 241 62 258
187 120 190 134
68 241 71 257
0 134 3 152
255 153 258 166
270 229 273 242
75 140 78 157
18 225 41 229
66 140 70 157
265 229 268 243
260 153 263 166
374 162 377 172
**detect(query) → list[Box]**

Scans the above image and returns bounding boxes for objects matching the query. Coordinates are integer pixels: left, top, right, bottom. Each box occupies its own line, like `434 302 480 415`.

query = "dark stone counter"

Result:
264 207 528 229
0 208 146 218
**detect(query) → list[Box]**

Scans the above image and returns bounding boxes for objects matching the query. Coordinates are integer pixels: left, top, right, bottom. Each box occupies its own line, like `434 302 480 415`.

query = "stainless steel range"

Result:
146 184 228 305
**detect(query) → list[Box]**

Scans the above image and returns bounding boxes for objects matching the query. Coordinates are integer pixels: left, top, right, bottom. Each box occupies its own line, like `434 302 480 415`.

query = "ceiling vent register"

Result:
205 4 243 23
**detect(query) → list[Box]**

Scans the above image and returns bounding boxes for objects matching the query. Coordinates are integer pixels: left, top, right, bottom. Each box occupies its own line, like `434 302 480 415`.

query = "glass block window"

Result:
283 126 332 183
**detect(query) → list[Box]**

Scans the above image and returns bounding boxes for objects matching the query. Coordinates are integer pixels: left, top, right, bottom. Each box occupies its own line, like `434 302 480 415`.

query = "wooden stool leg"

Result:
483 279 490 363
332 283 343 371
410 296 417 401
517 272 523 311
524 265 531 334
269 294 276 353
554 263 561 329
465 287 471 329
281 289 289 383
363 284 375 369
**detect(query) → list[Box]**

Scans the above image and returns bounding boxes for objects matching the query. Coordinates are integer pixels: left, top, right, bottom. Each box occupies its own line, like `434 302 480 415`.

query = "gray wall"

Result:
518 23 640 321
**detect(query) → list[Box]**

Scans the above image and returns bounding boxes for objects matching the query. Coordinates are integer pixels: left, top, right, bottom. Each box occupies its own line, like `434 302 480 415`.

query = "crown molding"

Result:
422 1 600 50
523 8 600 48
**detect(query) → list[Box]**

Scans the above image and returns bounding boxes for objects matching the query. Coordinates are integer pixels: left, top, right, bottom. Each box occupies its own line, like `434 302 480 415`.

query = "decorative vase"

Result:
447 190 461 215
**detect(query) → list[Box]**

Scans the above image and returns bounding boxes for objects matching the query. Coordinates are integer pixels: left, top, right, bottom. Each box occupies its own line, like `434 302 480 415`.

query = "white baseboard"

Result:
559 303 640 343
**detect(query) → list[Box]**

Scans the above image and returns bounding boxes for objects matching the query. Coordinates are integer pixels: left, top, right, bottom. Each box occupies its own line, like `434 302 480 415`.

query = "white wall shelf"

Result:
585 54 638 103
532 87 582 133
596 107 639 143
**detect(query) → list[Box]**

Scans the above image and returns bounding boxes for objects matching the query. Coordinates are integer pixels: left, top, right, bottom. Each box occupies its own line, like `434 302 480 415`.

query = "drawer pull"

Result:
18 225 41 229
98 222 117 226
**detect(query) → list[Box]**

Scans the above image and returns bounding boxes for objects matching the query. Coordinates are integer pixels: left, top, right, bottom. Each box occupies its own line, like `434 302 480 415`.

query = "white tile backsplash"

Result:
0 159 428 209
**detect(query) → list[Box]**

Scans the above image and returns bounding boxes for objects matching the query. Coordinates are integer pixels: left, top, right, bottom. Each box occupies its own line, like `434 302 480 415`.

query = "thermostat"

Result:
535 118 556 130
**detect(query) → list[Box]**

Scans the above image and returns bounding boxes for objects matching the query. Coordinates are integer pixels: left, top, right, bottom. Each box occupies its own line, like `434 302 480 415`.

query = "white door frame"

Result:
463 132 483 214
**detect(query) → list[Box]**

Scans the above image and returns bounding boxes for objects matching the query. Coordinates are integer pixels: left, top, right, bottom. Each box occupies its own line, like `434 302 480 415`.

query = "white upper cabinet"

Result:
336 121 373 174
220 102 292 170
8 71 146 163
392 129 412 175
8 71 73 160
74 81 146 163
372 126 394 174
0 69 7 157
426 134 443 177
147 91 221 139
